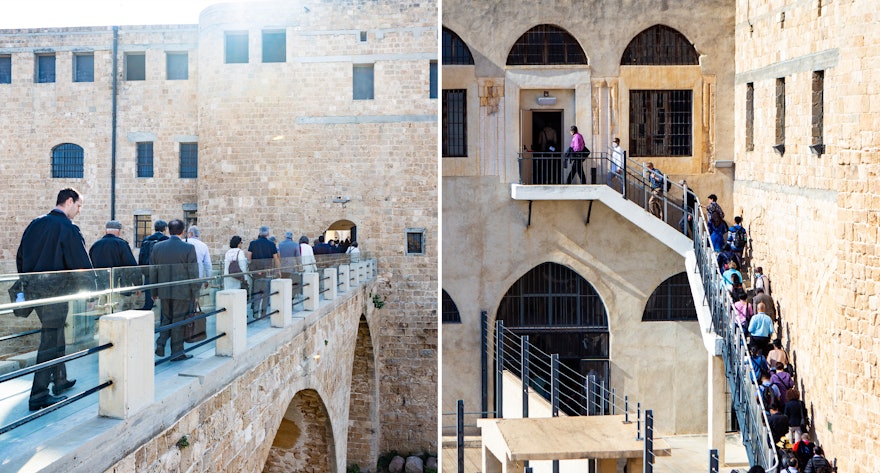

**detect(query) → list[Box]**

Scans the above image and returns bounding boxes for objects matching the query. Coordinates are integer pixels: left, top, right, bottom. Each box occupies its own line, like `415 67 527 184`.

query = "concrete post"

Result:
98 309 153 419
708 353 726 463
351 262 360 287
270 278 292 328
323 268 337 301
338 264 350 293
358 261 367 282
215 289 247 357
303 272 319 311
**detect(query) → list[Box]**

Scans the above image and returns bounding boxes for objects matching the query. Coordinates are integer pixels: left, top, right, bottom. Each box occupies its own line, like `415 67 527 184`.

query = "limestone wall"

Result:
733 1 880 470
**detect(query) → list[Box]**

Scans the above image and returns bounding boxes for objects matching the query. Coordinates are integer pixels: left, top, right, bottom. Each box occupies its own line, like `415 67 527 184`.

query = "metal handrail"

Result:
0 342 114 384
0 380 114 435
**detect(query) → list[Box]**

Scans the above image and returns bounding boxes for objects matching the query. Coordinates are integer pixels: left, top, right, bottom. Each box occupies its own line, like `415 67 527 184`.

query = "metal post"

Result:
600 378 607 415
622 150 628 199
457 400 465 473
624 395 630 423
611 388 616 415
636 402 642 440
551 354 559 417
521 335 529 418
481 310 488 417
644 409 654 473
708 448 719 473
495 320 504 418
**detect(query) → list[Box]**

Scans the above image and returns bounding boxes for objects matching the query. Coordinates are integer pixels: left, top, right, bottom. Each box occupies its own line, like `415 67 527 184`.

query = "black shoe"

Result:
170 354 193 362
155 345 165 357
29 394 67 411
52 379 76 396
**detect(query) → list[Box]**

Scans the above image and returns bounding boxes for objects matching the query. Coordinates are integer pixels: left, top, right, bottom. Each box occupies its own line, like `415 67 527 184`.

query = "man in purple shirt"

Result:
565 125 590 184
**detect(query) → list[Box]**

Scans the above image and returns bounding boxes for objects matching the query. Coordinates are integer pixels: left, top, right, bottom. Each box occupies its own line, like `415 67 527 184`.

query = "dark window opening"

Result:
225 32 249 64
36 54 55 83
642 272 698 321
134 215 151 248
621 25 699 65
746 83 754 151
406 228 425 255
442 290 462 323
353 64 374 100
429 61 437 99
74 53 94 82
442 89 467 157
167 52 189 80
126 53 145 81
179 143 198 179
51 143 84 178
0 55 11 84
442 27 474 65
360 31 367 42
812 71 824 148
629 90 693 156
775 78 786 147
137 142 154 178
262 30 286 63
506 24 587 66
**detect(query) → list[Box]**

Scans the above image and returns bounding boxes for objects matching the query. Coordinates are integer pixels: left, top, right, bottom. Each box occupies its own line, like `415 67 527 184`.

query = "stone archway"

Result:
346 314 378 471
263 389 336 473
324 219 357 247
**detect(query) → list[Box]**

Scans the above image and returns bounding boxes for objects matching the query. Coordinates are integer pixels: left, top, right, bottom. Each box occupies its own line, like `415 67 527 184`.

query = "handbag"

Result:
7 279 33 318
228 250 245 282
184 301 207 343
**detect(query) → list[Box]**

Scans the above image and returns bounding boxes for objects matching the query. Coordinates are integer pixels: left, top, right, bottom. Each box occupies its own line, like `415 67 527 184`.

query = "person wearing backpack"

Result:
803 445 833 473
223 235 250 292
793 433 815 470
645 161 665 219
138 219 168 311
728 216 748 268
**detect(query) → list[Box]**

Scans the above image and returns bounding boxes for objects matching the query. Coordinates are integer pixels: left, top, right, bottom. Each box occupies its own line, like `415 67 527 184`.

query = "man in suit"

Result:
150 219 199 361
16 188 93 410
89 220 140 311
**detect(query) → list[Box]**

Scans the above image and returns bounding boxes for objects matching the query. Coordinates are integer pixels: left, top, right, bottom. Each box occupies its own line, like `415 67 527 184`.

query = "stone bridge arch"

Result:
264 389 336 473
346 314 379 471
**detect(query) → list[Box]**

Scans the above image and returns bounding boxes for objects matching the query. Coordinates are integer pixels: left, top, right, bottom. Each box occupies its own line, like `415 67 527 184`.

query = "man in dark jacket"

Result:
138 219 168 310
90 220 140 311
149 219 199 361
16 188 93 411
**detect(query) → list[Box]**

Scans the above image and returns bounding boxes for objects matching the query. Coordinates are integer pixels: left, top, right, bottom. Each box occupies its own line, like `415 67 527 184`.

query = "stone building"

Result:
0 0 437 463
443 0 878 471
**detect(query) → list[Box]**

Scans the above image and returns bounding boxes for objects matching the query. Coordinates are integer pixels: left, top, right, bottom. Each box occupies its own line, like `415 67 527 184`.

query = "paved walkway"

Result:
442 432 750 472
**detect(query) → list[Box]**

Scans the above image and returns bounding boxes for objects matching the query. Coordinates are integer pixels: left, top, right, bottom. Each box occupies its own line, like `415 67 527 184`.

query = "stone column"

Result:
270 278 292 328
303 272 319 311
323 268 337 300
98 309 154 419
215 289 247 357
338 264 350 293
351 262 361 287
708 353 726 463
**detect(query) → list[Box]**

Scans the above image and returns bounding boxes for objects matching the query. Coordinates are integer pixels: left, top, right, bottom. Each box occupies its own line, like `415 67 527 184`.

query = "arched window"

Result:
621 25 698 66
51 143 84 178
497 262 608 414
642 272 697 321
506 25 587 66
442 27 474 65
442 290 461 323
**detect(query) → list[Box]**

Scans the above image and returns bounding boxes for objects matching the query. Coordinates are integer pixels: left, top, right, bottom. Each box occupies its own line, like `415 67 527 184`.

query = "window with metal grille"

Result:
442 290 461 323
0 55 10 84
506 24 587 66
812 71 824 147
225 32 249 64
775 78 785 146
134 215 151 248
179 143 198 179
442 89 467 157
629 90 692 156
73 53 94 82
262 30 286 63
442 27 474 65
405 228 425 255
429 61 437 99
746 83 754 151
51 143 84 178
137 142 154 178
642 272 698 321
166 52 188 80
353 64 374 100
621 25 699 65
183 208 198 228
36 54 55 83
126 53 145 81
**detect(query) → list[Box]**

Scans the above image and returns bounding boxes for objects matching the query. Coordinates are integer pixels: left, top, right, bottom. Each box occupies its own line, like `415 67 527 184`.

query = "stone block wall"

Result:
734 1 880 470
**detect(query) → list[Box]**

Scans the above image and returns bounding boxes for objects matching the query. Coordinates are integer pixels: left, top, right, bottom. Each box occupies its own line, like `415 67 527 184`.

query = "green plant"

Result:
346 464 360 473
376 450 399 472
371 293 385 309
176 435 189 449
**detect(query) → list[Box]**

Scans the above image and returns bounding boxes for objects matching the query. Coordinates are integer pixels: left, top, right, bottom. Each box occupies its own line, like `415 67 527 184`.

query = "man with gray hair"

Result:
277 231 300 279
89 220 140 311
247 225 279 319
186 225 212 283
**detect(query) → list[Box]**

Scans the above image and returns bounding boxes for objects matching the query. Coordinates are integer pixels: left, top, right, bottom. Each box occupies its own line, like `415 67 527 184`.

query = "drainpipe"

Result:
110 26 118 219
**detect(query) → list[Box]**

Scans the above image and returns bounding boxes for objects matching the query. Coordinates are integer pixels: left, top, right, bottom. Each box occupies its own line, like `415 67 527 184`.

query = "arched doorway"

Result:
323 219 357 251
496 262 609 415
263 389 336 473
346 315 378 471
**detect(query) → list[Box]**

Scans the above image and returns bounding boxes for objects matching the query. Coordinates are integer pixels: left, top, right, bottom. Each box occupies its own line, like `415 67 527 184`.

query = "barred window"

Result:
225 32 249 64
776 78 785 146
442 89 467 157
36 54 55 83
126 53 145 81
746 83 754 151
0 55 10 84
51 143 84 178
642 272 697 321
442 27 474 65
166 52 188 80
506 24 587 66
137 142 154 178
442 290 461 323
621 25 699 65
429 61 437 99
262 30 286 63
353 64 374 100
812 71 824 148
74 53 94 83
134 215 151 248
179 143 198 179
406 228 425 255
629 90 693 157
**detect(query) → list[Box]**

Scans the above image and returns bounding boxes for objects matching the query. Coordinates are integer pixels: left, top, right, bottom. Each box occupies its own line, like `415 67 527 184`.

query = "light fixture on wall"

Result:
332 196 351 204
537 90 556 106
772 143 785 155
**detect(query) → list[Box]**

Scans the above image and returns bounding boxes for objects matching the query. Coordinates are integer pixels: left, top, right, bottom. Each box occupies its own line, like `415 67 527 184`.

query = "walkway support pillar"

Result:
216 289 247 357
338 264 350 293
708 353 727 463
98 309 154 419
270 278 292 328
323 268 337 301
303 272 319 311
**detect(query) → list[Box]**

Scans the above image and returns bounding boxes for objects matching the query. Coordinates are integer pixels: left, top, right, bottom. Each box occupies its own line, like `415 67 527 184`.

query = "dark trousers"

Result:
566 158 586 184
156 298 190 356
30 302 69 402
141 275 155 310
251 277 270 319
